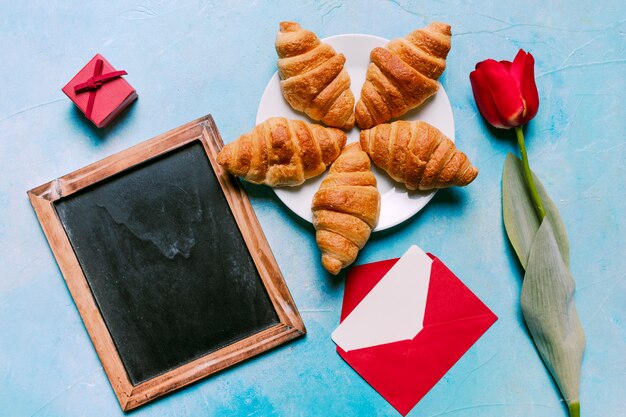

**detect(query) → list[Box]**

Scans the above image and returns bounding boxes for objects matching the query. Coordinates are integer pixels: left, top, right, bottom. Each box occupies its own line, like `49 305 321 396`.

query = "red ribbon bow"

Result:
73 59 127 119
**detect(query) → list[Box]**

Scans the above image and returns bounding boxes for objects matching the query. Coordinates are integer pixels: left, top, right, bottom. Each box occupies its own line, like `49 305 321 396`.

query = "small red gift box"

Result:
62 54 137 128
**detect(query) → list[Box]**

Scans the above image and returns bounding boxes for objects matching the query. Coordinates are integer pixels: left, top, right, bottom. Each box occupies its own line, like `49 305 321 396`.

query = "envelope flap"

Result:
424 257 497 327
341 258 399 321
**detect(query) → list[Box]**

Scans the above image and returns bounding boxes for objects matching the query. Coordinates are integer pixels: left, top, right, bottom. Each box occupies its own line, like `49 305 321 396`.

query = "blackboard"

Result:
28 115 305 410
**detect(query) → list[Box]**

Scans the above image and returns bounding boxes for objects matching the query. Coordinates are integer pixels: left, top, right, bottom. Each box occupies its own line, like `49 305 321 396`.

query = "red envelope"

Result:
336 254 497 416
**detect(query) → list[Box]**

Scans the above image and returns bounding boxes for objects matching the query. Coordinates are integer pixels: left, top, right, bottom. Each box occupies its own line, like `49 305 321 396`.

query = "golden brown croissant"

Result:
355 22 452 129
360 120 478 190
312 143 380 275
217 117 347 187
276 21 355 129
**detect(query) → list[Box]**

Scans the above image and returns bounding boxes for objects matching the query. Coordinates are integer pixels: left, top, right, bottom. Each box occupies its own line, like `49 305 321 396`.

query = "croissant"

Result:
217 117 347 187
360 120 478 190
312 143 380 275
276 21 355 129
355 22 452 129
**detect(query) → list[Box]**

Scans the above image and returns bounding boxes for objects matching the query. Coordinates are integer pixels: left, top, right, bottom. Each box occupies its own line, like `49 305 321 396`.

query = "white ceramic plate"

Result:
256 34 455 231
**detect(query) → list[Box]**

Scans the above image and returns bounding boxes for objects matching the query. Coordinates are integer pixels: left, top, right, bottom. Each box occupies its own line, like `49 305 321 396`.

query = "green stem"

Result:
515 126 546 220
568 402 580 417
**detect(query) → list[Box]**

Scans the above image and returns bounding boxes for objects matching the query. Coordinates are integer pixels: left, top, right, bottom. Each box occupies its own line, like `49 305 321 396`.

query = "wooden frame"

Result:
27 114 305 411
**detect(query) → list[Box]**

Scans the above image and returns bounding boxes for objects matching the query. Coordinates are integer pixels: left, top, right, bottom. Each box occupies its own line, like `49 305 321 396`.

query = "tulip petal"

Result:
500 60 512 71
470 68 508 128
475 60 487 70
510 50 540 124
509 50 527 87
478 59 525 127
521 53 540 124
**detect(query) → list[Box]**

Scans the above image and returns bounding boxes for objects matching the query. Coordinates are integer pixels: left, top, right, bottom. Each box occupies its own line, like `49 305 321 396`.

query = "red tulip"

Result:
470 49 539 129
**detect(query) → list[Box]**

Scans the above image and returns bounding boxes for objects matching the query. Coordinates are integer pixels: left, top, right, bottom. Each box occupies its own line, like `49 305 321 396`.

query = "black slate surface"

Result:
54 141 279 386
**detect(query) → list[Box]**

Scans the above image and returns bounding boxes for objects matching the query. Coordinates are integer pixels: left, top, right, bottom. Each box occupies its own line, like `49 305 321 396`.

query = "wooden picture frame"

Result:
27 114 305 411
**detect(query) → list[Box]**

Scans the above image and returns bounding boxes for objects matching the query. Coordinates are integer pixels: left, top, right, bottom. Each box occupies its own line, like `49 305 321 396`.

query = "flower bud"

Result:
470 49 539 129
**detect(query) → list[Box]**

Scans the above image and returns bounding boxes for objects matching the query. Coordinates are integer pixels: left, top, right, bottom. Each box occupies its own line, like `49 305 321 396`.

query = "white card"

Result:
331 245 433 352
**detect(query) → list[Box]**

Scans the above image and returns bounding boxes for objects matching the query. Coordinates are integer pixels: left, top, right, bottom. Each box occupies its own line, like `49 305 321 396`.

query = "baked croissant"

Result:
217 117 347 187
312 143 380 275
360 120 478 190
355 22 452 129
276 21 355 129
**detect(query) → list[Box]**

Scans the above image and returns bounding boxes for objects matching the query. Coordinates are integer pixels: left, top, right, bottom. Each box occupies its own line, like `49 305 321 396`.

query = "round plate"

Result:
256 34 455 231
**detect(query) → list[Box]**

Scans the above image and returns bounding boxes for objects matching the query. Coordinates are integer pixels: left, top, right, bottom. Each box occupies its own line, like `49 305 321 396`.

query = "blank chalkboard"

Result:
28 115 304 410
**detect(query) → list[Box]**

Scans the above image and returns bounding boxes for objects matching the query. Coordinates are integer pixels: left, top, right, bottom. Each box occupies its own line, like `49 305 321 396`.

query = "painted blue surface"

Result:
1 1 624 416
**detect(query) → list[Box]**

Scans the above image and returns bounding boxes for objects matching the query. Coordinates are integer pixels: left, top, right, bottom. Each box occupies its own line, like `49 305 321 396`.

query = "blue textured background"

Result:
1 1 624 416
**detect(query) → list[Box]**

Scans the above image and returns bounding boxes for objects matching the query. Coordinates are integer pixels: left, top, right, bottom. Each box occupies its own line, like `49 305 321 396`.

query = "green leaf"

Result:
502 153 570 268
521 218 585 411
502 153 584 415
